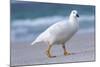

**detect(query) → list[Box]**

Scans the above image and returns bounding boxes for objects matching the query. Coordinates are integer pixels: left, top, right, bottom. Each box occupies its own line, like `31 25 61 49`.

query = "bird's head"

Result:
70 10 79 18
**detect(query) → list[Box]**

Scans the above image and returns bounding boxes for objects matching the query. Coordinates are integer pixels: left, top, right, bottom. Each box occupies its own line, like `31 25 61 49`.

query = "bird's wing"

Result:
31 20 67 45
46 20 68 35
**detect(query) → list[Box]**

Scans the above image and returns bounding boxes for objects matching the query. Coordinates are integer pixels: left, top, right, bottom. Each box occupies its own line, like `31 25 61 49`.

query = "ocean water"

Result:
11 1 95 43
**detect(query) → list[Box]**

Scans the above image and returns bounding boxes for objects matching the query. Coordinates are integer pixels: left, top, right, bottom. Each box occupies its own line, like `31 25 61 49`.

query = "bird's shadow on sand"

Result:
49 50 93 58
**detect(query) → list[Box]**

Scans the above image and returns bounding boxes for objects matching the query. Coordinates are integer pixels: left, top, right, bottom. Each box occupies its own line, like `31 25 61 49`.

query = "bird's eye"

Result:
73 12 76 14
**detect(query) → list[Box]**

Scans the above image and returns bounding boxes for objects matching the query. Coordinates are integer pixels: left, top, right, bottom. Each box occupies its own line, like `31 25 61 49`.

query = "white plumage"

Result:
31 10 79 58
31 10 79 45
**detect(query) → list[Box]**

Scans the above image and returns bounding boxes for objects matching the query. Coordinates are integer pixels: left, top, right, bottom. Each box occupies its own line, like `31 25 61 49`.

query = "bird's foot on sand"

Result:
64 52 71 56
46 50 56 58
48 56 56 58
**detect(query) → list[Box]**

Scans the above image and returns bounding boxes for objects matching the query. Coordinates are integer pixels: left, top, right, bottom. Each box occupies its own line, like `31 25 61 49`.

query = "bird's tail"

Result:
31 40 40 45
31 35 44 45
31 39 43 45
31 41 36 45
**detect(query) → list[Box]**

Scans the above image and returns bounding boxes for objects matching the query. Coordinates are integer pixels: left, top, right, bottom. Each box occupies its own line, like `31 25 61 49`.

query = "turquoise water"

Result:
11 1 95 42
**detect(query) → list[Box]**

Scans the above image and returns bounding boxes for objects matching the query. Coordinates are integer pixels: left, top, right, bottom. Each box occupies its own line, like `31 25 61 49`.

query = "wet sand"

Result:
11 31 95 66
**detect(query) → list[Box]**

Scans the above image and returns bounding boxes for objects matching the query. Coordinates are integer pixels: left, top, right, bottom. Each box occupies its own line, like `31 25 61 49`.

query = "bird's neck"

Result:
68 16 78 25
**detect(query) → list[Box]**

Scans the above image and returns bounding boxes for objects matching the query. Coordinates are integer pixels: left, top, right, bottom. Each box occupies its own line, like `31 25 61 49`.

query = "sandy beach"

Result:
10 31 95 66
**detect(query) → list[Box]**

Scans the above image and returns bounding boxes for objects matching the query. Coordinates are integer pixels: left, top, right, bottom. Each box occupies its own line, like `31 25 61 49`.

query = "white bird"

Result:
31 10 79 58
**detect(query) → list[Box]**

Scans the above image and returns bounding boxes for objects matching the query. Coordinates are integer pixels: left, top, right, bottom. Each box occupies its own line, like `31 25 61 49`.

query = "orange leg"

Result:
62 44 70 56
46 45 56 58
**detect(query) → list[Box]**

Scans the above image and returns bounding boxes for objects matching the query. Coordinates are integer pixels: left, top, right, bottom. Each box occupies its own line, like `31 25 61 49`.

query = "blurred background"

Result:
11 1 95 43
